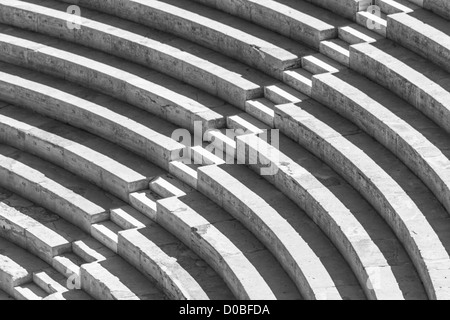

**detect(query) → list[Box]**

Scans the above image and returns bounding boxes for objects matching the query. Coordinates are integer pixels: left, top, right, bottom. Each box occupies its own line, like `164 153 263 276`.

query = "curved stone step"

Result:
0 0 270 110
118 225 235 300
273 99 450 300
0 25 228 132
350 39 450 134
80 256 166 300
387 10 450 73
236 133 427 299
53 0 314 79
0 104 165 202
155 193 302 300
198 164 366 300
310 0 372 19
0 62 185 170
0 236 59 299
312 69 450 216
191 0 348 49
0 148 226 300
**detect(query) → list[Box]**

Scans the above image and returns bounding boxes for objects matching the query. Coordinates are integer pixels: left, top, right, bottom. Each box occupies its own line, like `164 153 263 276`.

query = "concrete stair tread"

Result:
110 206 153 230
72 238 116 264
52 253 84 278
0 237 49 297
387 10 450 74
244 98 276 127
149 174 196 198
376 0 419 14
0 289 13 300
42 290 93 300
320 38 350 66
0 25 227 131
325 64 450 214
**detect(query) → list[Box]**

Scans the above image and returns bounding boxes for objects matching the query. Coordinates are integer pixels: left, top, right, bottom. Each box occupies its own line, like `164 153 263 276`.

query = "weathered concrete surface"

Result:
55 0 314 79
118 226 234 300
237 132 426 299
191 0 347 49
387 10 450 73
198 164 366 300
275 95 450 300
0 145 123 232
0 105 164 201
424 0 450 19
157 195 301 300
0 62 184 170
313 68 450 219
0 26 227 132
80 255 166 300
0 237 48 297
305 0 371 20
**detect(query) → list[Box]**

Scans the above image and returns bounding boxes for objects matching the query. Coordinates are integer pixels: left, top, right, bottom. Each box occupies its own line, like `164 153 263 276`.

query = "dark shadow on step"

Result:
0 59 179 139
0 144 125 211
177 191 303 300
215 163 366 300
275 132 428 299
0 104 165 180
369 39 450 93
153 0 314 58
96 255 167 300
408 9 450 37
296 98 450 265
134 226 235 300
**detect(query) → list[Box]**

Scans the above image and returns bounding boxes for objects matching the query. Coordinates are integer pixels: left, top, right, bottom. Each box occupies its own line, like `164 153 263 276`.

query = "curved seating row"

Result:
0 0 271 109
191 0 348 49
351 38 450 132
0 144 235 299
155 193 302 300
53 0 314 79
0 61 184 171
197 164 366 300
411 0 450 19
0 237 55 299
0 104 165 202
0 25 228 132
273 98 450 300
